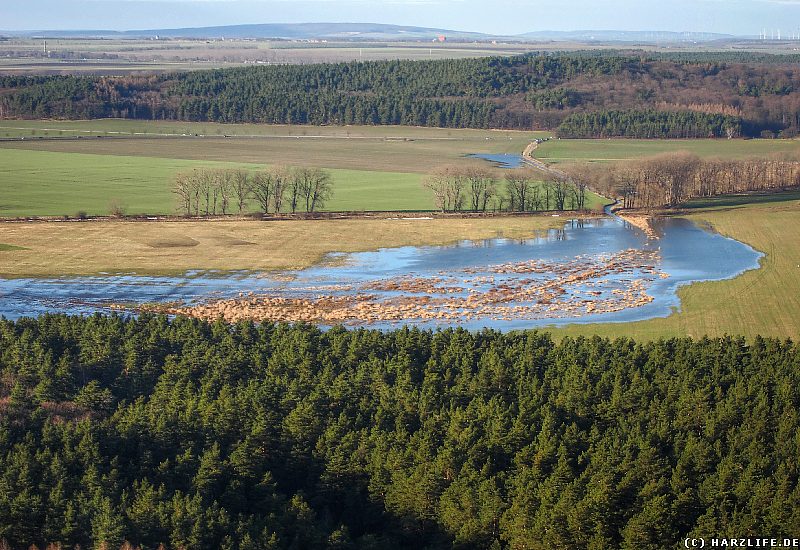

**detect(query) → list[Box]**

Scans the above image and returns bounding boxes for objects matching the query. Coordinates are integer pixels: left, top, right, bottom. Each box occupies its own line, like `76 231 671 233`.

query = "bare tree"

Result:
423 172 449 212
292 167 333 213
548 177 572 211
464 165 497 212
196 169 214 216
272 166 288 213
231 169 251 213
251 166 293 214
561 163 599 211
574 150 800 209
251 170 277 214
173 171 193 215
286 168 305 213
211 169 234 215
304 168 333 212
505 169 539 212
190 171 202 216
423 165 466 212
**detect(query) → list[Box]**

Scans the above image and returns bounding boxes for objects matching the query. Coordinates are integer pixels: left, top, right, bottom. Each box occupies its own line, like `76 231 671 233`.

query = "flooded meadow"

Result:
0 214 763 330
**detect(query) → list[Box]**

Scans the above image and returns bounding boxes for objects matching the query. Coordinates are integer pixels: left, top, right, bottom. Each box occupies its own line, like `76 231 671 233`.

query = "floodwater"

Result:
0 214 763 330
467 153 525 168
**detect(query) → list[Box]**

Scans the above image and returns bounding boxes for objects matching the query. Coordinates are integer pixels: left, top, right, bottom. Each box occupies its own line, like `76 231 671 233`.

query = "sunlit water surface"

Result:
0 215 762 330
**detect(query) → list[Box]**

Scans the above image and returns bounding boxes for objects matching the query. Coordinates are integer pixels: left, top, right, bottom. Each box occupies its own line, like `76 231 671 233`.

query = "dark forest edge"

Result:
2 51 800 137
0 314 798 549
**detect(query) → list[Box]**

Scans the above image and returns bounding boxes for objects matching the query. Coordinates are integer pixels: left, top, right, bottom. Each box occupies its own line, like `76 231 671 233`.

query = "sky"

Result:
1 0 800 35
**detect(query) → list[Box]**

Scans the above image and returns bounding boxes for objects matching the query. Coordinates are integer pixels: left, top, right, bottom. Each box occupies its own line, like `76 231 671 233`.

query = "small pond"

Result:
467 153 526 169
0 215 763 330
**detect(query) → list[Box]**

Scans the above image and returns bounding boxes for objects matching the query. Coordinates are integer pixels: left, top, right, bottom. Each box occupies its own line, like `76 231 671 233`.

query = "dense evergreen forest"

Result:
2 51 800 137
556 110 742 139
1 315 798 549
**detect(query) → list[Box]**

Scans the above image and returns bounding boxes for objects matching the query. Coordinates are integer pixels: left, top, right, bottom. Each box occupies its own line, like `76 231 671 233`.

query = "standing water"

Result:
0 215 762 330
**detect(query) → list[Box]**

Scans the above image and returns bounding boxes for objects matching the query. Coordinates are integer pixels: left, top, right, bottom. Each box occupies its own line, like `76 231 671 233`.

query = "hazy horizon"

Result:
3 0 800 36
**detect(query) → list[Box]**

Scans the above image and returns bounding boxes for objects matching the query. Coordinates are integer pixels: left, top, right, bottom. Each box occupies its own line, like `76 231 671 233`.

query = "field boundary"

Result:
0 209 604 224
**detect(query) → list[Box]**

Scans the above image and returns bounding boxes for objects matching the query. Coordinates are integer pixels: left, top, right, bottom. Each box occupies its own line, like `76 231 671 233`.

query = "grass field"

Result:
0 132 609 216
534 137 800 164
549 192 800 339
0 217 564 276
6 120 790 218
0 149 433 216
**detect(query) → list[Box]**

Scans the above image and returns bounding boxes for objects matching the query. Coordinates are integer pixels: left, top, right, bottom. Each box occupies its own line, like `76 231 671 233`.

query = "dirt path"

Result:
521 140 568 178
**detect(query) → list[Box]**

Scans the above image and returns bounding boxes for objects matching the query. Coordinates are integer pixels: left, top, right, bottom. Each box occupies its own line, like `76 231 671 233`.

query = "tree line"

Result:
423 164 589 213
0 315 798 549
3 52 800 136
568 151 800 208
556 110 742 139
172 166 333 216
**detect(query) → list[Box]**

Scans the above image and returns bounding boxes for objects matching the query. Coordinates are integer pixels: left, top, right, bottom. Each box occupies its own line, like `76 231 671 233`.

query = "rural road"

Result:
521 140 568 178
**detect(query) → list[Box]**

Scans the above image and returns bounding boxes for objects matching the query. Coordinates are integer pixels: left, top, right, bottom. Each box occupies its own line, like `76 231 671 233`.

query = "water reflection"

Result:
0 216 763 330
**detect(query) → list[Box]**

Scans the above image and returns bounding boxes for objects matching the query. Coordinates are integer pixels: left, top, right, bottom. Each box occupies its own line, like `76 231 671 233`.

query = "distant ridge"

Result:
0 23 739 42
518 29 735 42
0 23 492 41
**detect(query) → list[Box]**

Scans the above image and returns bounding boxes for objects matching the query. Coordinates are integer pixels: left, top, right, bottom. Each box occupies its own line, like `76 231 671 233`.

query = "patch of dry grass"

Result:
0 217 562 277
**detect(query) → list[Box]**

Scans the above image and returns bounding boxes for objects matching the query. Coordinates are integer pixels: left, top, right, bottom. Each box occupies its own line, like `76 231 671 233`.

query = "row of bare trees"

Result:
575 152 800 209
173 167 333 216
423 164 589 213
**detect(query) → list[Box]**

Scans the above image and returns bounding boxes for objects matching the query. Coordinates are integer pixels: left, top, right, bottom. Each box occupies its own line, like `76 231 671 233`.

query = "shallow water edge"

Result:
0 215 763 330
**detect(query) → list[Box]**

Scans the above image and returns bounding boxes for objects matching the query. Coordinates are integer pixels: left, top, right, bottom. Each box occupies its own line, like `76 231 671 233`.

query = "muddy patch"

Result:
145 237 200 248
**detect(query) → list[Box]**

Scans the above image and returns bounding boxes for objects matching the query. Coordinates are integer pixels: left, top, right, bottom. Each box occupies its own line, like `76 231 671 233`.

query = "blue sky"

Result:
2 0 800 35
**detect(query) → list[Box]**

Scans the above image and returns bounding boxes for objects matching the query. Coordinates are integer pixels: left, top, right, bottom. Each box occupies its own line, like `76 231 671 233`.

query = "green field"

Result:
0 149 436 216
534 137 800 164
0 123 612 217
0 148 609 217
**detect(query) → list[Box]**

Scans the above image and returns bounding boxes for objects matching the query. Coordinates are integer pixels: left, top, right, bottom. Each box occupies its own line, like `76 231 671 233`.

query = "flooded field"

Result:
0 215 763 330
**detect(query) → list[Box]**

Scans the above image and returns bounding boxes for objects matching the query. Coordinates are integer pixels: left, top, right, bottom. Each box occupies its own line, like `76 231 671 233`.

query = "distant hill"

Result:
0 23 492 41
0 23 741 42
127 22 492 40
517 29 735 42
